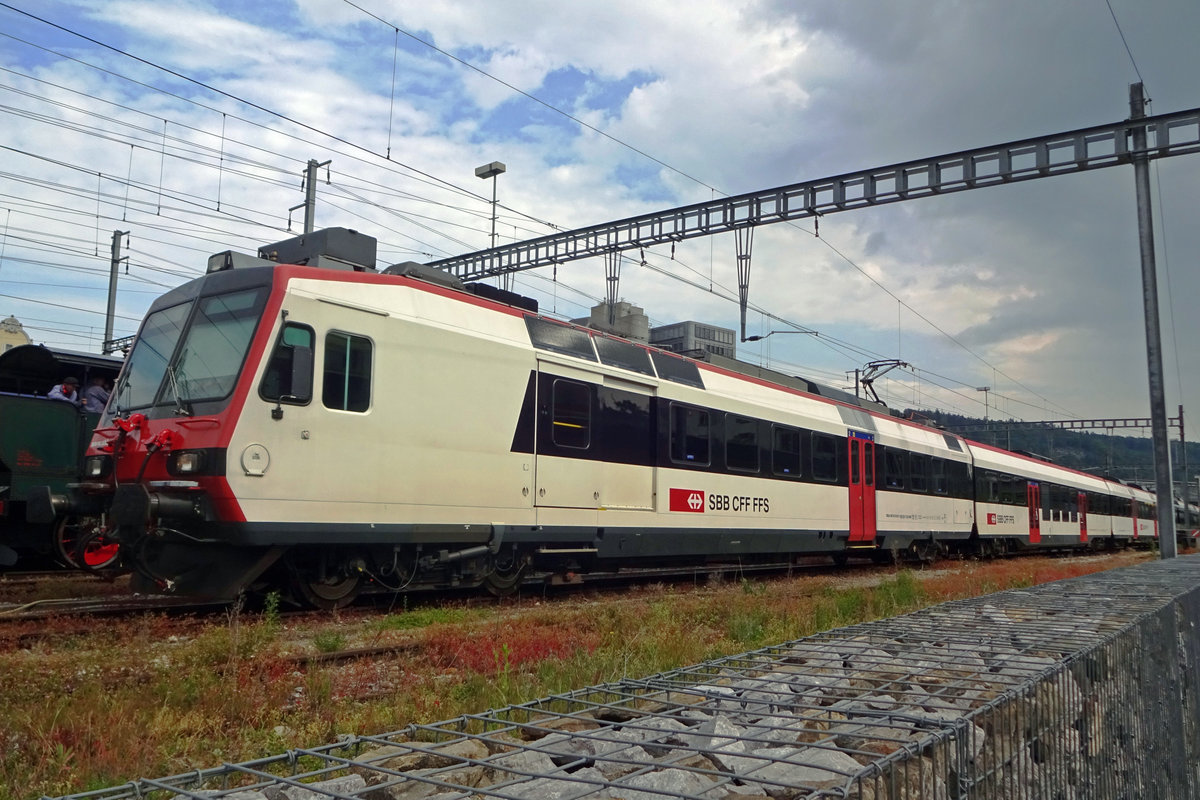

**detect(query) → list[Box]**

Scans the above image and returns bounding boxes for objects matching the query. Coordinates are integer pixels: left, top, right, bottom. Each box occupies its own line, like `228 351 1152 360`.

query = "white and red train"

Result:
30 228 1157 606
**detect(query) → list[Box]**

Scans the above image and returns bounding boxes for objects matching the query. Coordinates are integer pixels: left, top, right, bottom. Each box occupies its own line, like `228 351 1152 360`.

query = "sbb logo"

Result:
669 488 705 513
987 513 997 525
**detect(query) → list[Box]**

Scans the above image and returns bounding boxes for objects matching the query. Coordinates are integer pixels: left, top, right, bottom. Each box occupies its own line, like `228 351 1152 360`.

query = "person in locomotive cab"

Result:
47 376 81 406
82 376 110 412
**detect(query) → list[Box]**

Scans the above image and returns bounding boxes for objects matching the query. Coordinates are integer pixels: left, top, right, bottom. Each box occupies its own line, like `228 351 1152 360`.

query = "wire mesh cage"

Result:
46 556 1200 800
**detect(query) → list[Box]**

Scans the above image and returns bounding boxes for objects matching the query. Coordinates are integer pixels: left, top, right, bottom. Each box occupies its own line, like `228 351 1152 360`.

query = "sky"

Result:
0 0 1197 432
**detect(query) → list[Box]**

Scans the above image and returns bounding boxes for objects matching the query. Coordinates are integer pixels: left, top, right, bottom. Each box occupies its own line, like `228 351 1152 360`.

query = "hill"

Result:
905 409 1198 492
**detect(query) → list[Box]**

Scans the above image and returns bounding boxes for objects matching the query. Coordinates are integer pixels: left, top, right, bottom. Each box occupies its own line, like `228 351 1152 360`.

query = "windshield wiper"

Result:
166 364 192 416
110 375 130 418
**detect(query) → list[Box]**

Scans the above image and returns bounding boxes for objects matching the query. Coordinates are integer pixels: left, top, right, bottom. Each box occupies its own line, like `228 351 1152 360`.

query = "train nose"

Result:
111 484 199 530
111 484 152 528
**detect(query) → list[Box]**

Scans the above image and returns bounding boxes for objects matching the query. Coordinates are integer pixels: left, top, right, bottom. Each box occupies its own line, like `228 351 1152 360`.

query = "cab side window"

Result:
324 331 372 412
261 322 314 403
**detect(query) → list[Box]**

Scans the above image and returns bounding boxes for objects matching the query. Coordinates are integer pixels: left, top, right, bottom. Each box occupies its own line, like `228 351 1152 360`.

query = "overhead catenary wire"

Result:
0 59 557 259
0 3 1160 429
1104 0 1145 87
0 19 964 354
322 0 1081 420
0 19 560 231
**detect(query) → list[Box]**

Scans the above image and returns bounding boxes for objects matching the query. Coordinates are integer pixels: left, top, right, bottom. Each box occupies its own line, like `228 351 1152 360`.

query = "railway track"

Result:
0 555 845 620
0 569 101 587
0 545 1146 624
0 593 229 621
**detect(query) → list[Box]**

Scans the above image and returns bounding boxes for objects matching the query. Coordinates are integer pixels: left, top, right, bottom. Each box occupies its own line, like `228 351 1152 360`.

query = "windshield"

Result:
173 289 266 404
111 287 267 414
112 301 191 413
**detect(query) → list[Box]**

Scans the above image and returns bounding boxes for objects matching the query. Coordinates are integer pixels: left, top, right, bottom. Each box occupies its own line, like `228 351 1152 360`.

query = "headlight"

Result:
168 450 207 475
83 455 112 478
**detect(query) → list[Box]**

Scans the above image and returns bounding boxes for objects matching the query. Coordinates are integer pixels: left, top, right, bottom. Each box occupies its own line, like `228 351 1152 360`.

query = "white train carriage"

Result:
864 414 974 560
1127 484 1159 542
29 229 1147 605
967 441 1155 551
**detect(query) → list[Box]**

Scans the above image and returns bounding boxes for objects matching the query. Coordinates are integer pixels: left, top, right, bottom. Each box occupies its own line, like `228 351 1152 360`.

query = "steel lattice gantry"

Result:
427 106 1200 281
950 414 1183 434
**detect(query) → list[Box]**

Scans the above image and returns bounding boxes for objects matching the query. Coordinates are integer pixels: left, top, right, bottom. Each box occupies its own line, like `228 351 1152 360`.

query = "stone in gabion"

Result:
738 746 863 798
269 776 367 800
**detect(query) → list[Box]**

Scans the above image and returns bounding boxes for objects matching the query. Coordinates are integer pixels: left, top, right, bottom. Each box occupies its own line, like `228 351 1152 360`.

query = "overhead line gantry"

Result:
428 105 1200 286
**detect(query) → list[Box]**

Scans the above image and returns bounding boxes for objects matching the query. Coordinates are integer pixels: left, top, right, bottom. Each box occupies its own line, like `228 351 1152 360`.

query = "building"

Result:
649 320 736 359
571 301 651 343
0 316 32 353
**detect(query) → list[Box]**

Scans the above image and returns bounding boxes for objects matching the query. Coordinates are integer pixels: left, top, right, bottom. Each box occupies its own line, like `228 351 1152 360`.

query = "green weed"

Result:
374 607 471 630
312 631 347 653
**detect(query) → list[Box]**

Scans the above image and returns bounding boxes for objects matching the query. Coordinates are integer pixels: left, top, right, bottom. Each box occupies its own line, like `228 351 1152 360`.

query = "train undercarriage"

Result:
108 523 1142 610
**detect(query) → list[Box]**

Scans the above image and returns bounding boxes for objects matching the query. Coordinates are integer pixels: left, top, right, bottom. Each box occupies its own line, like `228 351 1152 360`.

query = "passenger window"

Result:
670 404 710 465
772 426 801 477
932 459 948 495
885 450 906 489
910 454 929 493
552 379 591 449
812 433 838 482
726 415 759 472
984 470 999 503
323 331 371 412
261 323 314 403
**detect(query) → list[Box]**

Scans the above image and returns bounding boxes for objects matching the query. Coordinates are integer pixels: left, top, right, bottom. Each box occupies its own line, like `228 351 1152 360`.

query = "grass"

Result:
0 551 1150 800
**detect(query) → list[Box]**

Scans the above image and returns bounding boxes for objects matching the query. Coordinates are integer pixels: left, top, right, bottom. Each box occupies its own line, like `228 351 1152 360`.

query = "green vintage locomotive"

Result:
0 344 123 568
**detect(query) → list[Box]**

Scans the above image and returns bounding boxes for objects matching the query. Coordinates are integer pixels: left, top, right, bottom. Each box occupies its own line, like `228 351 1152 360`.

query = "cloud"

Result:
0 0 1195 425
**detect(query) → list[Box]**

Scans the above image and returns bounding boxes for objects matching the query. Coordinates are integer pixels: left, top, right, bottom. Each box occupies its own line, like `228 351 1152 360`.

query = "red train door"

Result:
848 432 876 543
1027 482 1042 544
1078 492 1088 543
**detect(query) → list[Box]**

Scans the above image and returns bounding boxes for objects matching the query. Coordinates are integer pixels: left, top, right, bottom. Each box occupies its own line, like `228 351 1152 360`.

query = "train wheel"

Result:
912 540 937 564
484 551 528 597
54 516 120 571
295 573 362 610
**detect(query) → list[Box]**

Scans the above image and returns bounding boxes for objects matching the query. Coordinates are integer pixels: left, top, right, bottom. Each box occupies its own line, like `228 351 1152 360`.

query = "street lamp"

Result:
475 160 507 290
474 161 506 248
744 329 819 342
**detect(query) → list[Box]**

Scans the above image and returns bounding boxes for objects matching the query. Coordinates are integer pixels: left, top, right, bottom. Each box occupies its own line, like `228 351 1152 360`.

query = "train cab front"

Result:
31 264 286 600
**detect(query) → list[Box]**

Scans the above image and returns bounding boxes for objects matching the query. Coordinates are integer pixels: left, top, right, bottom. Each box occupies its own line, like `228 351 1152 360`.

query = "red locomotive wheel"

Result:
54 516 120 571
